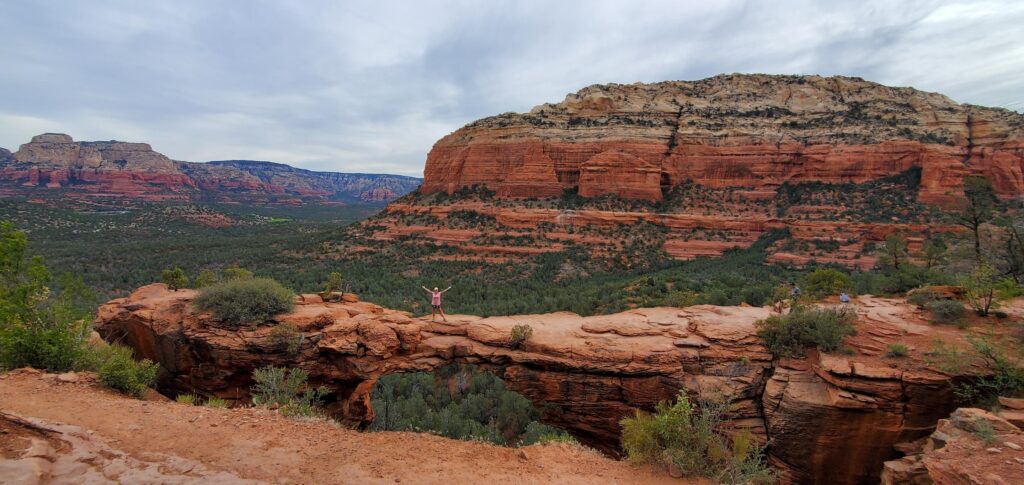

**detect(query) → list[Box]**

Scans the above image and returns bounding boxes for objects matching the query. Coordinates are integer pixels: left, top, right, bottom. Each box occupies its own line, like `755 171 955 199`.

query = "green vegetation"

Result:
206 397 229 408
194 269 218 288
0 197 377 299
1 221 161 398
620 391 774 484
926 300 966 325
323 271 343 294
961 263 1003 316
94 344 159 398
885 343 909 358
955 335 1024 404
194 277 295 326
370 365 573 447
268 323 302 354
509 324 533 349
756 306 857 358
251 366 329 419
803 268 853 298
175 394 197 405
161 267 189 291
907 288 943 308
972 418 998 445
223 267 254 281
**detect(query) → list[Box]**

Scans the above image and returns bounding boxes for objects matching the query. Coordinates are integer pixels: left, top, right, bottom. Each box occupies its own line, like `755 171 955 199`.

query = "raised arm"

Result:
441 286 452 293
421 286 431 293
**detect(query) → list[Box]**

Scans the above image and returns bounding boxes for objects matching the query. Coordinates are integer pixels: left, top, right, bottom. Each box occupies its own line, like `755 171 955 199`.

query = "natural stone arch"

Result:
96 284 975 483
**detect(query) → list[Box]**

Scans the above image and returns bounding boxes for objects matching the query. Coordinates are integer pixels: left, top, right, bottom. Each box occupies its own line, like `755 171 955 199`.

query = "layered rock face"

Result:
0 133 421 203
95 284 1007 484
423 74 1024 203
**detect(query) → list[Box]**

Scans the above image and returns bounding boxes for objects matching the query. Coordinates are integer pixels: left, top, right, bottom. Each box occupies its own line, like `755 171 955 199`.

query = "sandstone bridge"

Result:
96 284 974 484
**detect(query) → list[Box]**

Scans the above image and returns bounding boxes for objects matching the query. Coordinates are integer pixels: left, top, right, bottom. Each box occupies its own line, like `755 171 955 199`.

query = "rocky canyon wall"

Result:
422 74 1024 204
94 284 1007 484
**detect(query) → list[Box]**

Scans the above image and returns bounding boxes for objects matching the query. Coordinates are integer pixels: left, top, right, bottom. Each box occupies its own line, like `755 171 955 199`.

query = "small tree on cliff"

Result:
918 238 948 270
161 267 189 291
881 234 909 270
324 271 343 294
951 176 997 262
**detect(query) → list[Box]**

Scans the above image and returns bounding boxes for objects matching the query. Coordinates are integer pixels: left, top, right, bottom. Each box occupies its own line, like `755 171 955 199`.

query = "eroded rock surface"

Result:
882 408 1024 484
94 284 1004 484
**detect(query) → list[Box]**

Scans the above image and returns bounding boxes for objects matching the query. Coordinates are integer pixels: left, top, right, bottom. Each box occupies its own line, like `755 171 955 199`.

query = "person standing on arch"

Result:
422 285 451 322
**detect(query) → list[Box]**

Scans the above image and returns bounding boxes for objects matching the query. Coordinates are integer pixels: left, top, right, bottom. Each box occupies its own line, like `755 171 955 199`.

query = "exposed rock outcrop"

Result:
422 74 1024 204
94 284 1010 484
881 407 1024 484
0 134 421 203
358 75 1024 268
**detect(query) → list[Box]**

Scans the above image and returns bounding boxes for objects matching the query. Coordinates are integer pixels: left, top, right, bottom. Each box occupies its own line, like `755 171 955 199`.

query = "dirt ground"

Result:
0 370 688 484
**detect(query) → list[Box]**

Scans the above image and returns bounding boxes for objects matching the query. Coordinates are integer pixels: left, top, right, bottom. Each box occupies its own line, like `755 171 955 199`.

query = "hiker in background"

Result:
422 285 452 322
839 291 852 303
789 283 802 312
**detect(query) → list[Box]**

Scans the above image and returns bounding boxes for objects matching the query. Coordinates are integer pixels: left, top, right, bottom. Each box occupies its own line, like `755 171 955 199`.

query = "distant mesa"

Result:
422 73 1024 204
0 133 421 204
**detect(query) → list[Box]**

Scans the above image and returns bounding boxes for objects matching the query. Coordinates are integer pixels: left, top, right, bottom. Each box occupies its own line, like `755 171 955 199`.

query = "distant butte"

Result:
0 133 421 204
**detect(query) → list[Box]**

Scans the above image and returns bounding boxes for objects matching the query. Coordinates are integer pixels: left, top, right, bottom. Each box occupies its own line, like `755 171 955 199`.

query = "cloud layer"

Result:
2 0 1022 176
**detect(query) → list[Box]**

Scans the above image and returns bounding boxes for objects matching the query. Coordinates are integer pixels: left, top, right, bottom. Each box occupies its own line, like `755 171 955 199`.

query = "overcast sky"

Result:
2 1 1022 176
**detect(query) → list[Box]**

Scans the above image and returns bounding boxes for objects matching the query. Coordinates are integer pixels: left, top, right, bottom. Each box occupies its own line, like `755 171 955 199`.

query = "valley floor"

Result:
0 370 686 484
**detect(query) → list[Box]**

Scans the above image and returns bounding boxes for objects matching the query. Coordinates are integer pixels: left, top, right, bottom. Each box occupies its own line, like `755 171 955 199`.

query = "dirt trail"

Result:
0 371 687 484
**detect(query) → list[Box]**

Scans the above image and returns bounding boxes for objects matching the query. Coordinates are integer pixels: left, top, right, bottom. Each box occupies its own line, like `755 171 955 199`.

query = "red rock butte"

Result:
422 74 1024 204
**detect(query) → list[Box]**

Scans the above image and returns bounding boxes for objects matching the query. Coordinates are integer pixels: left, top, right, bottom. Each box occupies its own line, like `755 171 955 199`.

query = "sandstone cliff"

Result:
359 75 1024 268
0 133 421 203
422 74 1024 204
94 284 1019 484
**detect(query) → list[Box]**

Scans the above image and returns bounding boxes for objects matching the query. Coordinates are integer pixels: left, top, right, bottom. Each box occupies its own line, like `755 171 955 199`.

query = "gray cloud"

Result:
1 0 1022 176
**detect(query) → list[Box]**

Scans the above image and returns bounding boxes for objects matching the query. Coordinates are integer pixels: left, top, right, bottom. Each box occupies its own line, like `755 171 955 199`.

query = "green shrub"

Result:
251 366 329 419
972 418 998 445
520 421 578 446
954 335 1024 405
96 344 159 398
926 300 965 325
268 323 302 354
194 269 218 288
222 267 254 281
885 343 909 358
160 267 189 291
176 394 197 405
925 339 967 375
205 397 229 408
323 271 343 293
906 288 942 308
756 306 857 358
620 391 775 484
194 277 295 326
509 324 533 349
803 268 853 298
1 222 96 372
